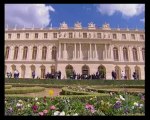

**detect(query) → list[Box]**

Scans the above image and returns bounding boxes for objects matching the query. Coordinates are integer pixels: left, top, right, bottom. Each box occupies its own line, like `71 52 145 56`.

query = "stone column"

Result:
63 43 67 60
74 43 76 60
37 45 42 61
95 44 97 60
18 46 23 60
119 46 123 61
9 46 14 60
138 46 143 62
59 43 61 59
89 43 91 60
47 45 52 61
79 43 82 59
110 45 114 60
128 46 133 62
27 46 32 61
105 44 107 60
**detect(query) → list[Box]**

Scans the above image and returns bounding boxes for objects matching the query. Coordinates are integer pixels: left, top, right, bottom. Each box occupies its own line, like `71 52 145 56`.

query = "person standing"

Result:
121 71 125 80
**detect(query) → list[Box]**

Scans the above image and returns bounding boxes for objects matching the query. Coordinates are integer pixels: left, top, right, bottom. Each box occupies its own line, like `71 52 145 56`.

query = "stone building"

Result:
5 22 145 79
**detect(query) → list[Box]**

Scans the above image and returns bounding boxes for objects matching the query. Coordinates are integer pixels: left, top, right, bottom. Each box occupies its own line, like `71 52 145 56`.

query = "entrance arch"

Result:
125 66 131 80
98 65 106 79
115 66 121 80
82 65 89 75
31 65 36 77
135 66 141 79
21 65 26 78
65 64 73 78
11 65 16 78
51 65 56 74
40 65 45 79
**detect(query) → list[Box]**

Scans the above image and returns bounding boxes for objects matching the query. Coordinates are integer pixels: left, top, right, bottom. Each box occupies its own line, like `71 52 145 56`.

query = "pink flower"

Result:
85 103 95 111
43 110 48 114
32 105 38 112
39 112 44 116
50 105 56 110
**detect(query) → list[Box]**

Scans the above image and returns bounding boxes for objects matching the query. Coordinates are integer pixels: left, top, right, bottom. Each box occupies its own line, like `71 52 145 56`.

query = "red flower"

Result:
32 105 38 112
50 105 56 110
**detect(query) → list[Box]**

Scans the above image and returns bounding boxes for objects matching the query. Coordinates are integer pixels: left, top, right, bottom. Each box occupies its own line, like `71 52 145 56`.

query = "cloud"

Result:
140 18 145 23
96 4 145 18
5 4 55 28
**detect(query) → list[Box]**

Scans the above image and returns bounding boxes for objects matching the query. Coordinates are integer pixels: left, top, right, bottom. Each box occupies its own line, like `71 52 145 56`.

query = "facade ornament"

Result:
60 21 68 29
135 26 138 31
88 22 96 29
117 25 120 30
102 23 111 30
74 21 82 29
126 26 129 31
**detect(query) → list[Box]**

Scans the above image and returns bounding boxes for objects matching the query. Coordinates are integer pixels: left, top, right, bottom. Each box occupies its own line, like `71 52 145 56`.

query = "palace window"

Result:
131 34 135 40
132 48 138 61
122 34 126 39
97 33 101 38
53 33 57 38
42 46 47 60
123 47 128 61
142 48 145 61
83 33 87 38
5 46 10 59
44 33 48 38
32 46 37 60
52 46 57 60
113 47 119 61
140 34 144 40
113 34 117 39
26 33 29 38
35 33 38 38
17 33 20 39
13 46 19 60
22 46 28 60
8 34 11 39
69 33 73 38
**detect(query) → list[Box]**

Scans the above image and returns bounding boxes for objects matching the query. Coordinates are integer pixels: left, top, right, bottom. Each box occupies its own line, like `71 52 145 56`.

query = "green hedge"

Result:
5 87 45 94
5 85 12 89
60 87 109 96
5 78 145 86
5 83 65 88
86 88 144 95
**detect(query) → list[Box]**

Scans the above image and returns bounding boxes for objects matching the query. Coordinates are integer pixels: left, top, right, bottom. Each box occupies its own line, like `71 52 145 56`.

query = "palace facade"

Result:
5 22 145 79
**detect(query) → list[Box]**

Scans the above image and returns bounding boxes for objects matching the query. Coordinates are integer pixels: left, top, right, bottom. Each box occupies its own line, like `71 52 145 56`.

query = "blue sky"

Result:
5 4 145 29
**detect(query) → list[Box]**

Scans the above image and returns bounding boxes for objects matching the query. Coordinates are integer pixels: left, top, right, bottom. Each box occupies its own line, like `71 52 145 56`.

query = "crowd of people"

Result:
111 70 139 80
6 69 139 80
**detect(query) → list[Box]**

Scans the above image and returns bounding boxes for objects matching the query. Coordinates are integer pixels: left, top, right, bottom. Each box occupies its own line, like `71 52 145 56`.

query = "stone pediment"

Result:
102 23 111 30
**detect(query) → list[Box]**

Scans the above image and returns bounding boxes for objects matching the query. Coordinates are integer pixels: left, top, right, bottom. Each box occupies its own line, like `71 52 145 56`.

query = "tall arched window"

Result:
115 66 121 80
5 46 10 59
42 46 47 60
32 46 37 60
82 65 89 75
41 65 45 78
65 65 73 78
98 65 106 79
52 46 57 60
132 48 138 61
51 65 56 74
22 46 28 60
125 66 131 80
123 47 128 61
142 48 145 61
113 47 119 61
14 46 19 60
21 65 26 78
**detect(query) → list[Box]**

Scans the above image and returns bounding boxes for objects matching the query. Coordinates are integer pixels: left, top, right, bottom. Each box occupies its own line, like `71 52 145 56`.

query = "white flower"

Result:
35 97 38 101
18 100 23 103
16 103 22 107
54 111 60 116
139 104 143 108
119 95 125 101
131 106 135 109
27 104 31 108
73 113 78 116
59 111 65 116
36 102 40 105
133 102 139 107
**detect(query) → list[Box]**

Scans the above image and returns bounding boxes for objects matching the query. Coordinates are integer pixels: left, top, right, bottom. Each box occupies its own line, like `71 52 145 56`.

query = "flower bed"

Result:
5 87 45 94
5 93 145 116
